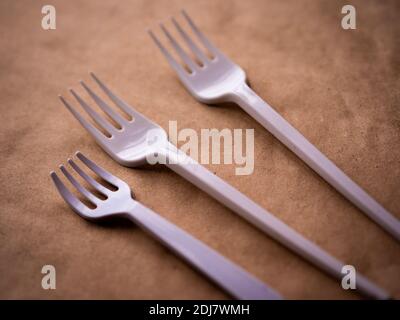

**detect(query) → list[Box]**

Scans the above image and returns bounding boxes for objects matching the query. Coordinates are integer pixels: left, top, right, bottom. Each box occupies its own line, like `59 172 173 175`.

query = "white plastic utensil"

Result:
58 73 389 299
51 152 282 300
149 10 400 242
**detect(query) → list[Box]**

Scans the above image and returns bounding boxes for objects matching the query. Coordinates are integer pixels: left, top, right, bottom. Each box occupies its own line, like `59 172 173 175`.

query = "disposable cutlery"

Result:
148 10 400 242
58 73 389 299
51 151 282 300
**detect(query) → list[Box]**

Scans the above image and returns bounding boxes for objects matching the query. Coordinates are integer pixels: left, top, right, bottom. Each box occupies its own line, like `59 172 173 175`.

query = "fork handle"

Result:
126 202 282 300
163 143 389 299
230 82 400 242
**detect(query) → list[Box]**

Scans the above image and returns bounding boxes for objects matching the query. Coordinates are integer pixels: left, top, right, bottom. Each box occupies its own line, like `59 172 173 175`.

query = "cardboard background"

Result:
0 0 399 299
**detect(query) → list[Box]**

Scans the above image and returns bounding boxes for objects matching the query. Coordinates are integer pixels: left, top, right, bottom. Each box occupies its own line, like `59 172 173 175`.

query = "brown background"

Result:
0 0 399 299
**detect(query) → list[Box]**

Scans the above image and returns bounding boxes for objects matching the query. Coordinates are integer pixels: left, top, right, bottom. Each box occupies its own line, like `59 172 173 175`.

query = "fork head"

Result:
59 73 168 167
51 152 136 220
149 10 246 104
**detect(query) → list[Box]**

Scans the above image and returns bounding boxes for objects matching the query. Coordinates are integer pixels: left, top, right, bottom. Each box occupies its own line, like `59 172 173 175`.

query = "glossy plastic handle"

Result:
230 82 400 241
126 202 282 300
163 143 389 299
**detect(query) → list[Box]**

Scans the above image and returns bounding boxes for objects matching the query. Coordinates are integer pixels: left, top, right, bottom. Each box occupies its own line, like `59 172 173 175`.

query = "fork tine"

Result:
160 23 198 72
70 88 116 136
181 9 220 57
90 72 146 121
60 164 99 205
76 151 121 187
148 29 187 76
59 95 109 143
50 171 91 214
171 17 208 65
68 158 111 196
80 80 126 127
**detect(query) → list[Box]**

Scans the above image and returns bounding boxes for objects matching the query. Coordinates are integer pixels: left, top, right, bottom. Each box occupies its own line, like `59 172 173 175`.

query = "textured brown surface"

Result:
0 0 399 299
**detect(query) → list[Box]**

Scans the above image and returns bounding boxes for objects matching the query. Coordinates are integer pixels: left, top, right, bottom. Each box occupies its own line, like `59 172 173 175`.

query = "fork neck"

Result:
114 199 141 218
229 82 267 112
229 82 283 135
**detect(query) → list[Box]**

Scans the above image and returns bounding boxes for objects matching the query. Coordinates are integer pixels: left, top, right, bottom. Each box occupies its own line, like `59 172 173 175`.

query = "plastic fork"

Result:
58 73 389 299
50 151 282 300
148 10 400 242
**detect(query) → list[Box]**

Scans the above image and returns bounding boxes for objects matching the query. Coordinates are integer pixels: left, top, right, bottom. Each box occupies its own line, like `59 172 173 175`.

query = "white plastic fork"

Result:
51 152 282 300
148 10 400 242
59 73 389 299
